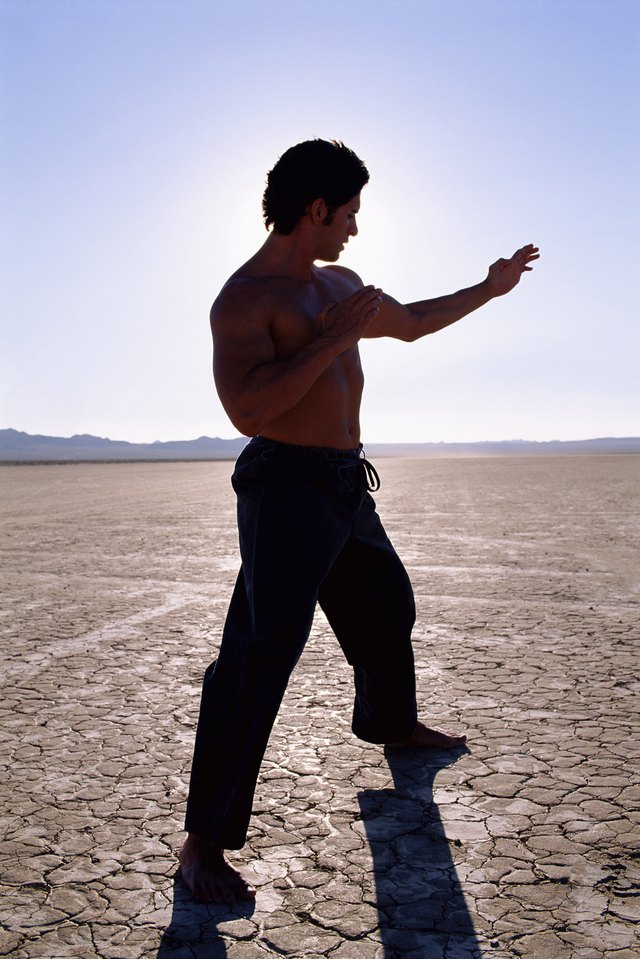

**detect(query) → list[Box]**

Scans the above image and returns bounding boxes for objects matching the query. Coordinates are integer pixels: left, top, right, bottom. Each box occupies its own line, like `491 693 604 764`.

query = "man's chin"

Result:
316 250 341 264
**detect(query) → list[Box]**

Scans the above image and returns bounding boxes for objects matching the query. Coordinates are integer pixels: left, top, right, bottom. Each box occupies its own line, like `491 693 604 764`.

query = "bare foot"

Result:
386 720 467 749
179 834 256 904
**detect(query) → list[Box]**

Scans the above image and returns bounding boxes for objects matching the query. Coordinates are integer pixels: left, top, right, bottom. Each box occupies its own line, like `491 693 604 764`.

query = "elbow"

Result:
405 318 438 342
218 379 271 438
230 413 261 438
218 391 262 437
227 404 267 438
400 325 425 343
400 311 428 342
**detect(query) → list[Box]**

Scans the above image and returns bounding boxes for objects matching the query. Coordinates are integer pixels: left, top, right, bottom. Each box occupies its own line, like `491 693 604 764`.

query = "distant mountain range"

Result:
1 429 639 461
0 429 246 461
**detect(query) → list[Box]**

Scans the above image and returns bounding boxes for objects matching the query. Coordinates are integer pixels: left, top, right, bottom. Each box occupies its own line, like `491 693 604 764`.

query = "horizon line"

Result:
2 428 639 446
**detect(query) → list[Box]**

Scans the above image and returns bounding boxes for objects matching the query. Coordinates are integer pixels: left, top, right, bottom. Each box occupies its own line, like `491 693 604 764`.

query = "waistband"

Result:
250 435 380 490
252 435 363 461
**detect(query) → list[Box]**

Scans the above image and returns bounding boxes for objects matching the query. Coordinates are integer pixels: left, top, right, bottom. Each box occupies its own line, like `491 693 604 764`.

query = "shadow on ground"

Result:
157 872 255 958
360 745 480 958
158 748 477 959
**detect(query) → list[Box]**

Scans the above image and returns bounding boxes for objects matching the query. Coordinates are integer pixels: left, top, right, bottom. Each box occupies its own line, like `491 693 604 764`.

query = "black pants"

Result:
184 437 417 849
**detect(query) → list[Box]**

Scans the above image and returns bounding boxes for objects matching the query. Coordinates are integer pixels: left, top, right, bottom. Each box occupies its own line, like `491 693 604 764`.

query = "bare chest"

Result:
268 272 354 357
269 297 324 358
270 296 364 392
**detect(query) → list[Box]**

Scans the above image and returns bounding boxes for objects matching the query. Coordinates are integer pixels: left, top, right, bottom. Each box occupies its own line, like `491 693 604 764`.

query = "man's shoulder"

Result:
211 274 284 323
319 264 363 291
219 272 282 300
321 264 362 283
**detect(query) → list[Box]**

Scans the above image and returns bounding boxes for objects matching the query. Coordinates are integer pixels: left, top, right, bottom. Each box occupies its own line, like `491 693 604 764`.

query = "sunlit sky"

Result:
1 0 638 443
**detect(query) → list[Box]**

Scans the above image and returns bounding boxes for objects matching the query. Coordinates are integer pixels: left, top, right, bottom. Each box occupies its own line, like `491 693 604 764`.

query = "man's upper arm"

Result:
210 285 276 414
325 266 417 341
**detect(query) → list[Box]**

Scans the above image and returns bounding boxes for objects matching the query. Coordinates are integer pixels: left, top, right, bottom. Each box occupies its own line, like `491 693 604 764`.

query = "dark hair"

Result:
262 139 369 234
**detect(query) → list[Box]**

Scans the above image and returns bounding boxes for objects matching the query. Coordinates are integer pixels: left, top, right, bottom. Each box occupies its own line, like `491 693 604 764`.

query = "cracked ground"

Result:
1 456 638 959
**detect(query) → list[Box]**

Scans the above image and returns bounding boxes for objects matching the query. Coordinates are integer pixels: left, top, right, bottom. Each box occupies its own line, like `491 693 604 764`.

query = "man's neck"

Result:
248 231 319 283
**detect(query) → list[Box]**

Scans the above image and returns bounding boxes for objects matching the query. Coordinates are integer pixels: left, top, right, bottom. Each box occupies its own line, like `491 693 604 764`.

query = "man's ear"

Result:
310 198 328 224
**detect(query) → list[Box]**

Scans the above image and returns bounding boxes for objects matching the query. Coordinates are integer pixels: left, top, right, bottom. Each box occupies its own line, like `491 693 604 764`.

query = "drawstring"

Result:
360 452 381 492
337 451 380 494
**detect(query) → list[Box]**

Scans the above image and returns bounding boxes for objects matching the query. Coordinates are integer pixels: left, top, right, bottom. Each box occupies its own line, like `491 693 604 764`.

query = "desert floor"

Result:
1 456 638 959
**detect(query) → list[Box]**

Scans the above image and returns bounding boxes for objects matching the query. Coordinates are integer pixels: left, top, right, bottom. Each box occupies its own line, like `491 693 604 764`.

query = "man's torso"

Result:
216 264 365 449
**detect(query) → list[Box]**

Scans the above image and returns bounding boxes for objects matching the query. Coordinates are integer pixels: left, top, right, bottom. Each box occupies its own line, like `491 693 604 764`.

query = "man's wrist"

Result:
478 277 497 302
316 330 354 353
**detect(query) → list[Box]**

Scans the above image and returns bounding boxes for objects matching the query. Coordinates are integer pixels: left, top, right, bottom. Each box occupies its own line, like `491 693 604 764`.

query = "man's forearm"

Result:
369 245 538 342
218 334 350 437
405 279 495 339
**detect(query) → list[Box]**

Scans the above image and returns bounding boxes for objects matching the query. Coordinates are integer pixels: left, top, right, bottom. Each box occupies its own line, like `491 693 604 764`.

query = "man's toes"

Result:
236 878 257 900
443 732 466 746
226 866 256 900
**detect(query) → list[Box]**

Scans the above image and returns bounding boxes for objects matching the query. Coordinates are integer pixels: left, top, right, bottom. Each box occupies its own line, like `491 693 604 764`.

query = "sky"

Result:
1 0 638 444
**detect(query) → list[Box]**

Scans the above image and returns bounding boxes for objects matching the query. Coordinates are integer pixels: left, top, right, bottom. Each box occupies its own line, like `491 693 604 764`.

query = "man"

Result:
180 139 539 903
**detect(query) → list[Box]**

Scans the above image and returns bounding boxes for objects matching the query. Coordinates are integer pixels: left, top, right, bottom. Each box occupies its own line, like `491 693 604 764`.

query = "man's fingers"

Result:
347 284 381 298
316 302 336 331
513 244 540 262
347 291 382 328
509 245 540 276
349 285 382 308
319 285 383 338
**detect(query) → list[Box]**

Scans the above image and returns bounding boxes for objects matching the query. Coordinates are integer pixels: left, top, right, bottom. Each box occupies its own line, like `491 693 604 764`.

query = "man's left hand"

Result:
486 244 540 297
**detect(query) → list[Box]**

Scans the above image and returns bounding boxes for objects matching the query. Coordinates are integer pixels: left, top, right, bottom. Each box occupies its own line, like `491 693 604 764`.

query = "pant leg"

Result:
318 492 418 743
185 442 355 849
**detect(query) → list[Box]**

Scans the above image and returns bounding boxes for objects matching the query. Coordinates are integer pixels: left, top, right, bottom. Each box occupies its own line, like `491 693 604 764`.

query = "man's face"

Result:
319 193 360 261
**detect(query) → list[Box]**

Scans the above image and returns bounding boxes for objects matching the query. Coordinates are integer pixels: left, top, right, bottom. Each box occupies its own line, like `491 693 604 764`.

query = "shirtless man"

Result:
179 139 539 904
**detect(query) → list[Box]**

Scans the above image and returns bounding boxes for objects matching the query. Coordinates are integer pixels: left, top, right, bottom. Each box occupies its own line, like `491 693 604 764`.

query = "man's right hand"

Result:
317 285 382 345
